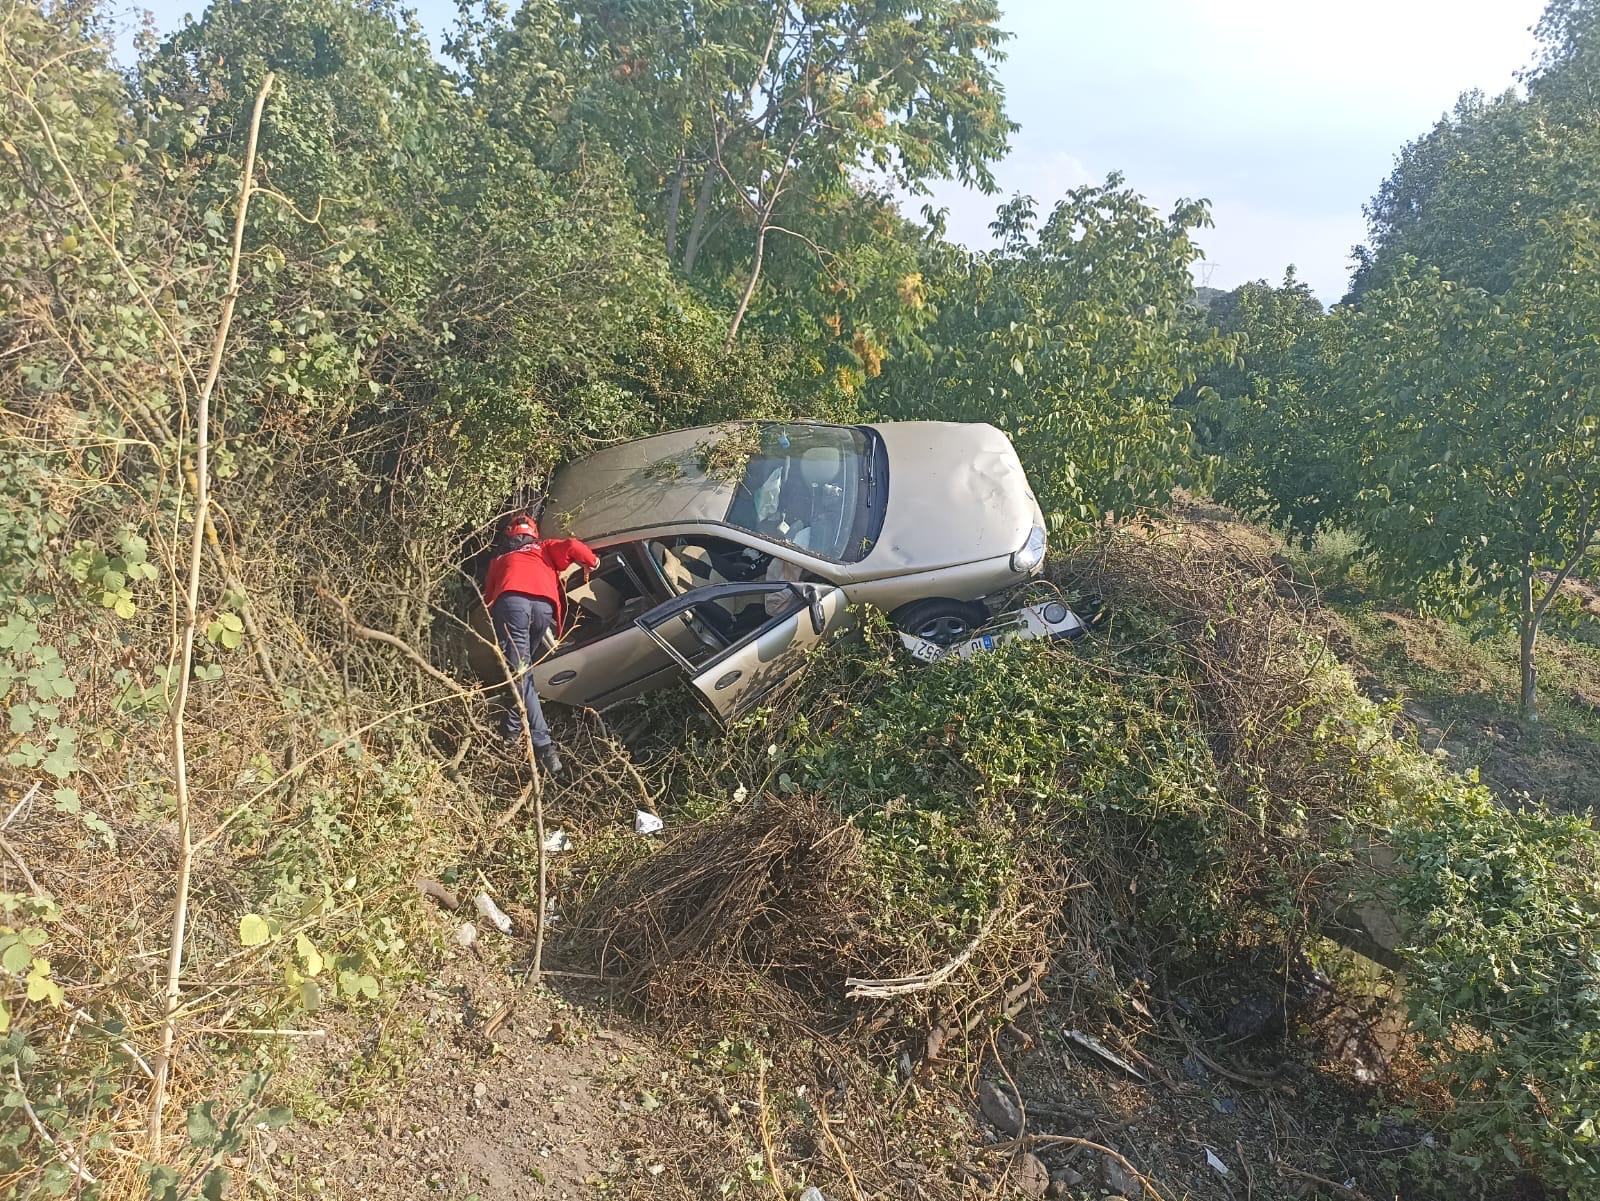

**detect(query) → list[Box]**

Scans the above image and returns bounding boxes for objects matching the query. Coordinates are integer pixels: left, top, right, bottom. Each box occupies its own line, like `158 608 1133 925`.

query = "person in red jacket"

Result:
484 513 599 775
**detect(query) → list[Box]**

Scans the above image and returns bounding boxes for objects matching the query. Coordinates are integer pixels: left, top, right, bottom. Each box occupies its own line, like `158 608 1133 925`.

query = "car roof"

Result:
539 422 753 543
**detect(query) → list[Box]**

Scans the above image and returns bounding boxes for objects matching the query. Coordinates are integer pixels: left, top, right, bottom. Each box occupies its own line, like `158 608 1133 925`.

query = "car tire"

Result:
892 598 989 647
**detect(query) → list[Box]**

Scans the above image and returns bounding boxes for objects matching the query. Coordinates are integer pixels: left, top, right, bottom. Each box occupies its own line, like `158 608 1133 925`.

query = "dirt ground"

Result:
265 936 675 1199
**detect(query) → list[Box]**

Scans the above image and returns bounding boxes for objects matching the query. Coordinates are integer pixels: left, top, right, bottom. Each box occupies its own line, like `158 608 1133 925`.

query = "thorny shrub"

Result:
578 532 1600 1197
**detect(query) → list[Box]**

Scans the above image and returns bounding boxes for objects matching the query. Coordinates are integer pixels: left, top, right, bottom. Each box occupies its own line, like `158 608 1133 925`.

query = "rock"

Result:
1100 1153 1143 1198
1180 1054 1210 1083
977 1079 1024 1137
1047 1165 1086 1197
1222 993 1282 1042
1013 1152 1049 1198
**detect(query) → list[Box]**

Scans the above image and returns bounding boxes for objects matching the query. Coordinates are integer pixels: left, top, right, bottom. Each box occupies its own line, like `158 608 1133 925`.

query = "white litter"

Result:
634 810 664 835
1064 1028 1148 1083
455 922 478 949
1204 1148 1229 1177
473 891 513 934
542 828 572 852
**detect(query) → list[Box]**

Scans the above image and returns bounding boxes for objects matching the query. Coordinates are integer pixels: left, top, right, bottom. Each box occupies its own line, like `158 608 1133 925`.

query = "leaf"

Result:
186 1100 218 1148
25 958 64 1005
238 913 271 946
259 1104 294 1130
145 1164 180 1201
0 939 29 974
0 999 8 1034
294 932 323 976
201 1168 228 1201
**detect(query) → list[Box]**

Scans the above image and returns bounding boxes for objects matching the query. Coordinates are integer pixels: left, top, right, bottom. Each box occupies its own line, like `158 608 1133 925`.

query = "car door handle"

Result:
550 670 577 685
713 669 742 690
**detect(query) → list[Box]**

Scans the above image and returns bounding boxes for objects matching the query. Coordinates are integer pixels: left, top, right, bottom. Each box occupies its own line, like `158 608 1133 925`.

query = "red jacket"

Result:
484 538 600 625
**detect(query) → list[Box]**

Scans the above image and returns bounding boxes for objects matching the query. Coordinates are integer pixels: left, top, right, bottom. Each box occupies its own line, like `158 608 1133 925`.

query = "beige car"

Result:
473 420 1047 723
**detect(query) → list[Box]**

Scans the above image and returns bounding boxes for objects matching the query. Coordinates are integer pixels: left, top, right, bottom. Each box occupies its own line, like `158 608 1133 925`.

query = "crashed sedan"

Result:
470 420 1049 723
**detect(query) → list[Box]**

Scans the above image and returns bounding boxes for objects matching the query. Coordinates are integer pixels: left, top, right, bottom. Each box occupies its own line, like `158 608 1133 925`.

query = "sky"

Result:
115 0 1549 303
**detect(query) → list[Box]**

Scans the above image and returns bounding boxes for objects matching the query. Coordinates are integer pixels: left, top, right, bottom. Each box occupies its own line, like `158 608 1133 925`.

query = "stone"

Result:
1099 1154 1143 1199
1047 1164 1086 1197
1222 993 1282 1042
1013 1152 1050 1198
977 1079 1024 1137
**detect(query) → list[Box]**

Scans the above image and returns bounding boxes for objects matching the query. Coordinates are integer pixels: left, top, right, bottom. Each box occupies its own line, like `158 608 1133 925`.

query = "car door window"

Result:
635 581 852 722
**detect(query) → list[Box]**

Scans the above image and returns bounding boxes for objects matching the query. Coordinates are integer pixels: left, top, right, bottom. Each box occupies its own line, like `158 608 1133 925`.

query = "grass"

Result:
1337 602 1600 812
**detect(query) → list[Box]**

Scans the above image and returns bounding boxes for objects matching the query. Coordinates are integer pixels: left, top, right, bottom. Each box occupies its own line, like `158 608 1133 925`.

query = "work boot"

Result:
536 743 564 778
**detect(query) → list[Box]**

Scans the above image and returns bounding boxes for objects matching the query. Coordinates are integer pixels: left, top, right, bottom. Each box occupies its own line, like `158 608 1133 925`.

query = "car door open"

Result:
635 581 851 723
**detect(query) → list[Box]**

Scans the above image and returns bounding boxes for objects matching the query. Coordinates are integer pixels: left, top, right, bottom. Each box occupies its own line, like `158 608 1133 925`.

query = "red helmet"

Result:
503 514 538 540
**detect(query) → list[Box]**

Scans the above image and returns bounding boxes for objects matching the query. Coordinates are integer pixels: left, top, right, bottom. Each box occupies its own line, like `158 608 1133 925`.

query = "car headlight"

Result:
1011 525 1046 573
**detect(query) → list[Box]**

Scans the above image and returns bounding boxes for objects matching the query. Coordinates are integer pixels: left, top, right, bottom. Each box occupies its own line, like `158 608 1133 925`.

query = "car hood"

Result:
861 422 1043 574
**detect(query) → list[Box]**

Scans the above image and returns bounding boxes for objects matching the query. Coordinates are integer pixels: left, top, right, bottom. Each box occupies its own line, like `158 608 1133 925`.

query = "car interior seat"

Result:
650 541 698 594
798 445 844 486
562 562 623 623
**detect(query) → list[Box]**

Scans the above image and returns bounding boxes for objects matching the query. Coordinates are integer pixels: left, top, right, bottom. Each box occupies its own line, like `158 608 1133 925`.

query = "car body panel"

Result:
856 421 1044 577
541 425 742 544
685 585 851 722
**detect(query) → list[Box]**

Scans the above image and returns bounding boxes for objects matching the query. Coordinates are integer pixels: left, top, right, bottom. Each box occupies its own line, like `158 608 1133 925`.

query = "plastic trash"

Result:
634 810 664 835
1205 1148 1229 1177
542 828 572 852
455 922 478 949
473 891 513 934
798 1189 828 1201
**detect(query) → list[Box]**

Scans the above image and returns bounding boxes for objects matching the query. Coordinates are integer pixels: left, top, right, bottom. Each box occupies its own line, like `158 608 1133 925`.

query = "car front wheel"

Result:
891 598 989 647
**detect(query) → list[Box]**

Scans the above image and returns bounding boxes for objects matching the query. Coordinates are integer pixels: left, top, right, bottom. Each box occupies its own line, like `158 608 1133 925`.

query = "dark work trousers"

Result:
490 593 556 747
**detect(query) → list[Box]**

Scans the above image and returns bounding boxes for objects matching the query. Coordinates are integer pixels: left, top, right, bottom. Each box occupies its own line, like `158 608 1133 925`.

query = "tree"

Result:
870 177 1227 527
1335 216 1600 718
1191 272 1357 536
469 0 1015 347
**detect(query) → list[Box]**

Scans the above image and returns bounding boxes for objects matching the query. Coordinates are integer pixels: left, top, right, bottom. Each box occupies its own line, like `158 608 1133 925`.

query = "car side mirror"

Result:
788 583 828 635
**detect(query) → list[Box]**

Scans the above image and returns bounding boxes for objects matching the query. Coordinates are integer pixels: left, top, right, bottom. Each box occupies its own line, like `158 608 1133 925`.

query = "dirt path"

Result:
267 952 679 1200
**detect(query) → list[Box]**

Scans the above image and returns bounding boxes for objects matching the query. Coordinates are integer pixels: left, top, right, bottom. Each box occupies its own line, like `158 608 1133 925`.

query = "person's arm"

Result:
544 538 600 574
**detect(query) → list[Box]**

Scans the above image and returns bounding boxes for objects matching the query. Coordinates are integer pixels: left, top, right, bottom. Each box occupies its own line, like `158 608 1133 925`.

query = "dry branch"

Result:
845 905 1023 999
147 71 274 1150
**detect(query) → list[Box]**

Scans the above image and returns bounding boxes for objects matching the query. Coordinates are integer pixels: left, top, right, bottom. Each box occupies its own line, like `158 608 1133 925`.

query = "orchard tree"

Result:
871 177 1227 527
1338 215 1600 718
471 0 1014 347
1192 273 1359 536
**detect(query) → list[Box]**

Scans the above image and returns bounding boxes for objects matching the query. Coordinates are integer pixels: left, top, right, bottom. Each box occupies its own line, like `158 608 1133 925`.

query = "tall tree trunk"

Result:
1518 560 1539 721
724 221 768 350
664 154 685 264
681 161 715 276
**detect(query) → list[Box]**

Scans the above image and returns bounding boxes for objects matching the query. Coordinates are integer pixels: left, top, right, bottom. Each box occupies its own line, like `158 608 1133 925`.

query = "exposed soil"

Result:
266 926 678 1199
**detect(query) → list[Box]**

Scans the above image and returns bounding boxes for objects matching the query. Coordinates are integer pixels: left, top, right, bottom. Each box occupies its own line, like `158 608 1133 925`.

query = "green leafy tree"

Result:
1336 215 1600 718
872 177 1226 528
1193 272 1358 536
469 0 1015 347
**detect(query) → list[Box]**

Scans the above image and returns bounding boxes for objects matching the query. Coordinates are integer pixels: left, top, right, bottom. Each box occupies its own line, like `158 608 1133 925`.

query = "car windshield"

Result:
724 424 873 562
